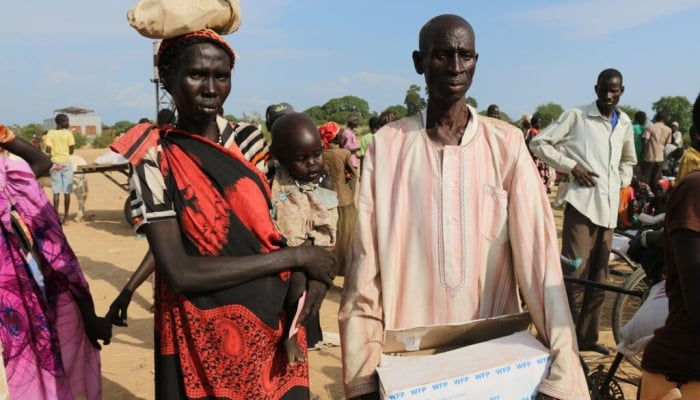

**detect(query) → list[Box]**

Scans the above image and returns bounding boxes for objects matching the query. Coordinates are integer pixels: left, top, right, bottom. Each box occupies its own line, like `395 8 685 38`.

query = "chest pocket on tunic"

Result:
480 184 509 243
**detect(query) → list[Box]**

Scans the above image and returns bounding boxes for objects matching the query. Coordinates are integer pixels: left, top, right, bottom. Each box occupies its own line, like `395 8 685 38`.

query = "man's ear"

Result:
620 85 625 95
412 50 424 74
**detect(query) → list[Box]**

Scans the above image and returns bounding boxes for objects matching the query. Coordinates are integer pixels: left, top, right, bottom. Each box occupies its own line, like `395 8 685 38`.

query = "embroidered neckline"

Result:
294 175 325 193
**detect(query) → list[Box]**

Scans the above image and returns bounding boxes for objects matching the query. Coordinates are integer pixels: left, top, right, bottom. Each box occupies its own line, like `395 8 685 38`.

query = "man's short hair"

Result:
418 14 472 53
54 113 68 125
597 68 623 84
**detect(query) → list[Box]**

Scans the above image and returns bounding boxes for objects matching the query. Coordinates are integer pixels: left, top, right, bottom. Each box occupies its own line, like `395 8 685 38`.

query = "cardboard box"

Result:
377 313 552 400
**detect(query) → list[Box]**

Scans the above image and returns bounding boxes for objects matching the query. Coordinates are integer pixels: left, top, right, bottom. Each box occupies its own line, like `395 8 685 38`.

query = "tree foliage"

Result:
113 120 136 135
91 129 117 148
304 96 370 125
534 103 565 127
323 96 370 124
73 131 87 149
618 105 640 121
383 105 408 120
303 106 327 125
466 96 478 108
404 84 426 116
652 96 692 134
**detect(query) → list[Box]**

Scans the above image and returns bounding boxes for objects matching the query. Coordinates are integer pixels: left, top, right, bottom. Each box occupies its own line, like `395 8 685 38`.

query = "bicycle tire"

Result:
123 195 134 226
609 248 638 277
611 268 651 370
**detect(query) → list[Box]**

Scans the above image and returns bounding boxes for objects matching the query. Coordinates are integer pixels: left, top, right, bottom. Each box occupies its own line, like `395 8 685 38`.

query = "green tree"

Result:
223 114 239 123
303 106 327 125
534 103 565 127
113 120 136 135
466 96 478 108
73 131 87 149
17 123 45 141
321 96 370 125
404 84 426 115
652 96 692 134
382 105 408 120
91 128 117 148
618 105 640 121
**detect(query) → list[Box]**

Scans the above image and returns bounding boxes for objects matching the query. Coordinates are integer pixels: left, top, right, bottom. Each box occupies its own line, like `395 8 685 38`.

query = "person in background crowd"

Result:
526 114 553 194
530 68 637 356
359 117 379 170
641 112 672 188
0 124 112 399
318 121 356 277
676 124 700 181
639 92 700 400
341 115 361 170
340 14 588 400
632 111 647 166
486 103 500 119
377 110 397 128
44 113 75 224
520 113 532 139
670 121 683 148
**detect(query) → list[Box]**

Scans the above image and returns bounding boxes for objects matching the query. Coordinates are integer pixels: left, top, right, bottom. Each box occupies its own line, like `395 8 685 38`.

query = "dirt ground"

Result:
60 148 640 399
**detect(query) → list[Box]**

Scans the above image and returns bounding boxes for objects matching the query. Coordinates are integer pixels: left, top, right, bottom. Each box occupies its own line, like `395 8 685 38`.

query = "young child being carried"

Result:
269 112 338 364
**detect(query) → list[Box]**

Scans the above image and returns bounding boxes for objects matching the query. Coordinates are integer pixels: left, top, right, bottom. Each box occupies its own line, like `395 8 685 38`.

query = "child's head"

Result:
270 112 324 183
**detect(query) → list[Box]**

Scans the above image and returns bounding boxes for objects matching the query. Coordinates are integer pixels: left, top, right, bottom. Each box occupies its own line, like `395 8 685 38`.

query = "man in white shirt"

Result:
530 68 637 355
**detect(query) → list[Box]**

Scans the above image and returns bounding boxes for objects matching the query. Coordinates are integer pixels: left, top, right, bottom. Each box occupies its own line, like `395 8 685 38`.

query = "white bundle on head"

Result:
127 0 242 39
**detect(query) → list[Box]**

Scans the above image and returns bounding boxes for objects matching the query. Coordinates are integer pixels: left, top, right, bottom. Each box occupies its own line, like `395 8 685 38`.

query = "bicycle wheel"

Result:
123 195 134 226
611 268 651 369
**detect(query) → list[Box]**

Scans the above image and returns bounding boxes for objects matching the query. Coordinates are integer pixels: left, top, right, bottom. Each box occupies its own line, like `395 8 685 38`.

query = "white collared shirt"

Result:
529 102 637 228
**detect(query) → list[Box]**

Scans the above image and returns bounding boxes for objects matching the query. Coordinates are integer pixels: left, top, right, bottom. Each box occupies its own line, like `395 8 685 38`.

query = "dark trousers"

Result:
640 160 663 188
561 204 613 347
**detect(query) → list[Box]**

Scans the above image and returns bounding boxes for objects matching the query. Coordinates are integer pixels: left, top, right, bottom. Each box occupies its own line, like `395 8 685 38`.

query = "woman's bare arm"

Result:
145 219 336 294
3 136 52 176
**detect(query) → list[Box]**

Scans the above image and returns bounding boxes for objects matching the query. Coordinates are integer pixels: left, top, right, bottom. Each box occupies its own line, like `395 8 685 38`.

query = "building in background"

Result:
43 106 102 141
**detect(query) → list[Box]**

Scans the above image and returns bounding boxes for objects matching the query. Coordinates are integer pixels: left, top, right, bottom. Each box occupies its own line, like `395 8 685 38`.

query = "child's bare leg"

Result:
283 271 307 365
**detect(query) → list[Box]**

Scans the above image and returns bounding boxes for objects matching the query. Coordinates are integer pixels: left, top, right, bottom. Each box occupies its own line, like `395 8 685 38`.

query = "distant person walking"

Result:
632 111 647 165
526 114 552 194
641 112 672 188
341 115 361 169
44 113 75 224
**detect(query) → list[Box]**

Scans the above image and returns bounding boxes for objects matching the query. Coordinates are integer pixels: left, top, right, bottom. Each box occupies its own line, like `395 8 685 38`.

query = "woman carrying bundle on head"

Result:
111 25 335 400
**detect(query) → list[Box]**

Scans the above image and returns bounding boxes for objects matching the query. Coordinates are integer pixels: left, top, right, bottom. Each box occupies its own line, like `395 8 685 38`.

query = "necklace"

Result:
294 175 323 193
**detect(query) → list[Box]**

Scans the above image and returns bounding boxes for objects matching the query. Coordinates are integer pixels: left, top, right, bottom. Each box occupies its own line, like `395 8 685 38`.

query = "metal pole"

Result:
152 41 160 121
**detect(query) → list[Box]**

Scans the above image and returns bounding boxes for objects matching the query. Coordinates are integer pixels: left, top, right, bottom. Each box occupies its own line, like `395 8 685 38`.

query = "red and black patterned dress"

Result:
112 122 309 400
